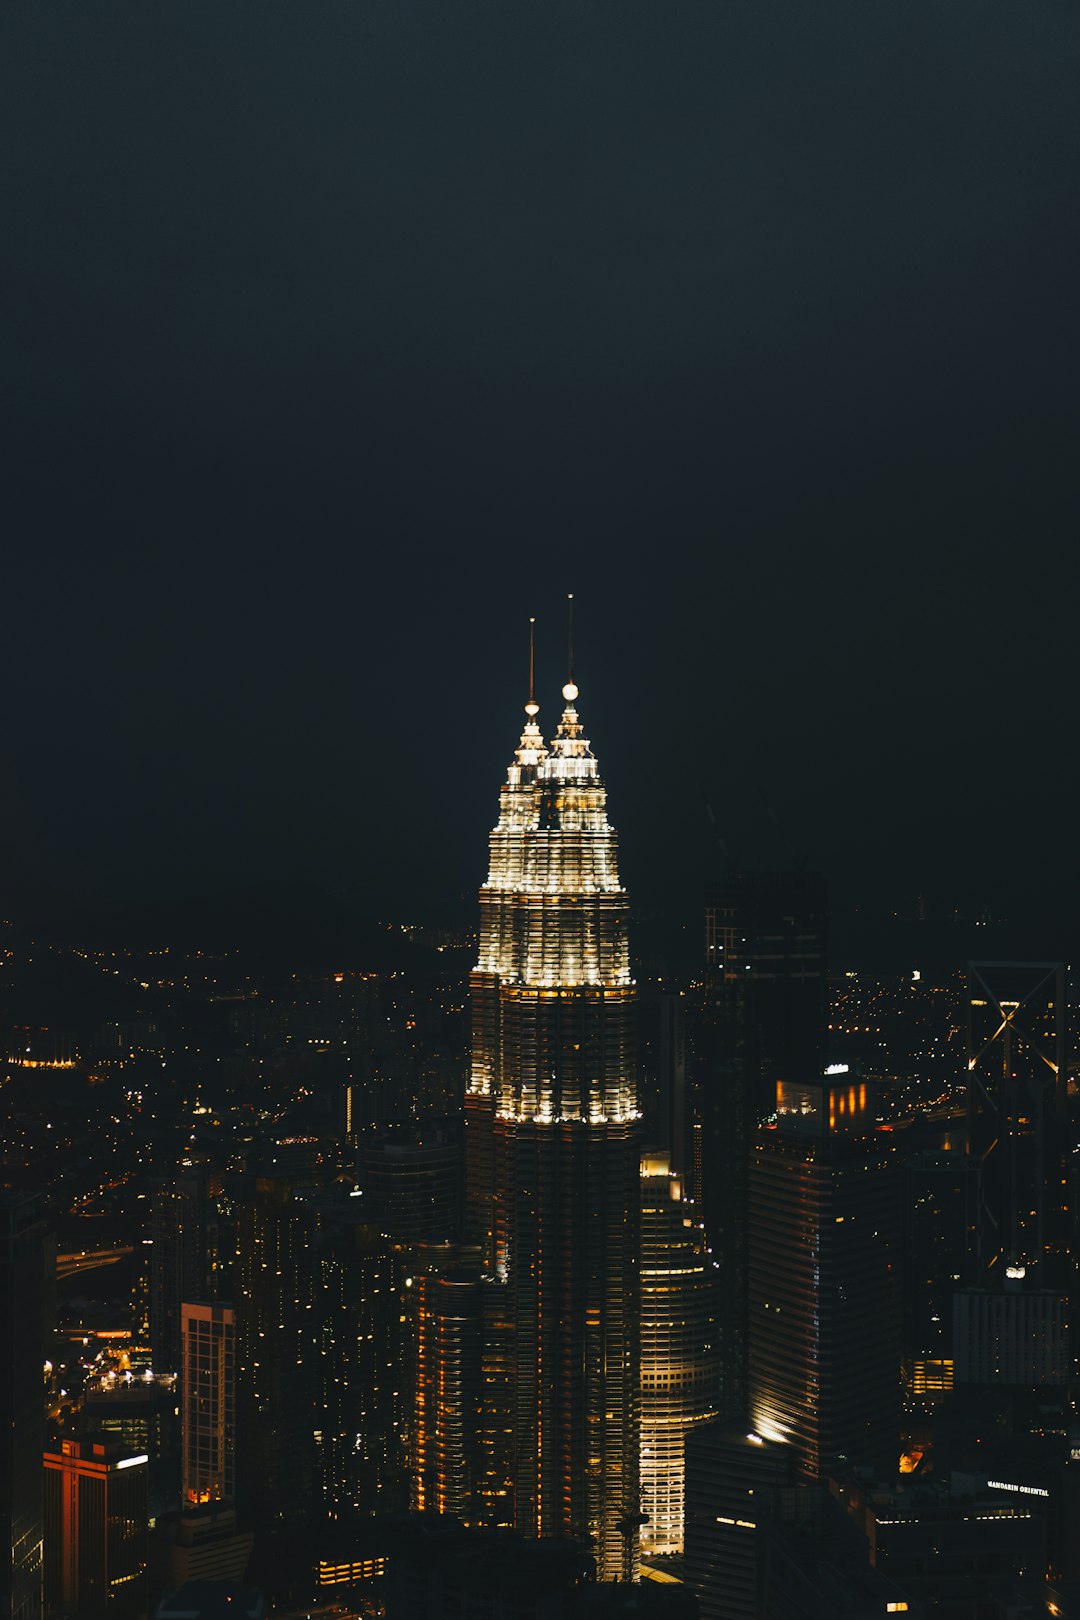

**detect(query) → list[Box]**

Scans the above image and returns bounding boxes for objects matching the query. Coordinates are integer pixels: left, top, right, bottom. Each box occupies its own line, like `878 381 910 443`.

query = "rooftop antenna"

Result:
525 617 539 717
563 594 578 702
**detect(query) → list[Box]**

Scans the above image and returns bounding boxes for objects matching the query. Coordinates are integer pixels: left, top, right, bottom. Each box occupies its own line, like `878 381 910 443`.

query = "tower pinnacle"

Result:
563 593 578 702
525 616 539 718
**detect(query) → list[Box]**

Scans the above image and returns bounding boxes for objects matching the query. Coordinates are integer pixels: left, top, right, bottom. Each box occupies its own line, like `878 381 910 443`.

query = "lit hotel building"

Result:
464 659 641 1579
639 1155 720 1555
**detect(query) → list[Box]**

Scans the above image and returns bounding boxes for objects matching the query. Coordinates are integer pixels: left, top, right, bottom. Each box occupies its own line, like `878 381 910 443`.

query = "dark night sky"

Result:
2 1 1077 941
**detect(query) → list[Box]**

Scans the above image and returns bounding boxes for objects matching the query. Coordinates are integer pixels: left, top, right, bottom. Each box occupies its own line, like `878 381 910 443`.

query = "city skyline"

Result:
3 2 1077 1615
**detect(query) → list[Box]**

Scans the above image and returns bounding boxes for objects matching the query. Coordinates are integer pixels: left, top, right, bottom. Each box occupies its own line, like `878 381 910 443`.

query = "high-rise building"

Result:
359 1128 461 1246
314 1202 404 1519
43 1437 148 1620
639 1155 720 1556
748 1073 901 1480
901 1149 976 1403
683 1425 792 1620
967 961 1067 1279
961 962 1071 1396
406 1242 512 1531
150 1169 227 1375
153 1503 253 1597
180 1303 236 1508
83 1375 179 1521
697 871 827 1421
639 992 689 1178
1 1188 48 1620
411 1263 485 1521
464 670 641 1579
234 1175 317 1541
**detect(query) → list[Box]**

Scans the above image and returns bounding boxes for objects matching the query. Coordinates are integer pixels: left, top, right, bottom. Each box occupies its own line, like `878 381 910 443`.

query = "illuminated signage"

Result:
986 1479 1048 1498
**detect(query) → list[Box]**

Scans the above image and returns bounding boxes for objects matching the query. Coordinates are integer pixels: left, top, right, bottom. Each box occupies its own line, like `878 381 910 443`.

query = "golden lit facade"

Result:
180 1303 236 1507
639 1155 720 1556
466 683 641 1580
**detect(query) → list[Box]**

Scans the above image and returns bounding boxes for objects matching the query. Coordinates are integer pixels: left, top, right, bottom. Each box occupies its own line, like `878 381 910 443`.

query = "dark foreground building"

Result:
1 1189 49 1620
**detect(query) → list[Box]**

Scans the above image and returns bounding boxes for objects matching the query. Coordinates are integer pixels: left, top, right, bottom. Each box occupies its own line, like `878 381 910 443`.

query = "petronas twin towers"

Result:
465 661 642 1579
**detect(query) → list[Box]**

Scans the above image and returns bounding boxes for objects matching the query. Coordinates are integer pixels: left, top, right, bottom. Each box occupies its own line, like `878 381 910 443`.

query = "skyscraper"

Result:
150 1170 213 1375
314 1202 404 1519
43 1438 148 1620
697 871 827 1421
464 662 641 1579
181 1303 236 1508
966 960 1066 1279
960 962 1071 1390
234 1175 317 1542
1 1188 48 1620
639 1155 720 1556
747 1074 900 1480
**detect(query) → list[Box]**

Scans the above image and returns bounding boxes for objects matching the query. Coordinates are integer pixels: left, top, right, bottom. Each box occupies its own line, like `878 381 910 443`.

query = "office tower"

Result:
683 1425 793 1620
84 1379 177 1467
902 1149 976 1403
961 962 1070 1395
153 1504 253 1595
698 870 827 1420
150 1169 215 1374
748 1074 901 1480
1 1188 48 1620
464 672 641 1579
639 1155 720 1557
181 1303 236 1508
234 1175 317 1539
639 992 689 1178
406 1242 512 1531
83 1375 179 1521
967 961 1067 1278
411 1263 485 1520
953 1282 1069 1385
43 1438 148 1620
842 1471 1044 1613
315 1203 404 1518
359 1128 461 1245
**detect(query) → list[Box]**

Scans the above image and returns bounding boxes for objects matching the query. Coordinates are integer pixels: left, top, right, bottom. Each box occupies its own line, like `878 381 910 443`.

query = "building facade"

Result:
1 1189 48 1620
639 1155 720 1556
43 1438 148 1620
181 1303 236 1508
464 674 641 1579
697 871 827 1422
748 1075 901 1480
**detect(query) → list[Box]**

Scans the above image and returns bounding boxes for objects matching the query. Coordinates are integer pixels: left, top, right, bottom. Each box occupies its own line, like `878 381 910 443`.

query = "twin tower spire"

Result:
514 598 591 784
525 594 578 718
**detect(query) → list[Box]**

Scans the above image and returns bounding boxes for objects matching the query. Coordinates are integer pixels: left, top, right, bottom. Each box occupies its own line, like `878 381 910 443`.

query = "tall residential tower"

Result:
465 658 641 1579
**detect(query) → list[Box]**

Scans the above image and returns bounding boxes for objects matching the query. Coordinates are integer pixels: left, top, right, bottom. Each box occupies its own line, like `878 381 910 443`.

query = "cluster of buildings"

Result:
1 659 1078 1618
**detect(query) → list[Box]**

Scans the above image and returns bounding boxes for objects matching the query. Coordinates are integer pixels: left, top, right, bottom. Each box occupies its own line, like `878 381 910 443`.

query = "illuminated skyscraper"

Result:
748 1074 900 1479
639 1155 720 1556
465 654 641 1580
